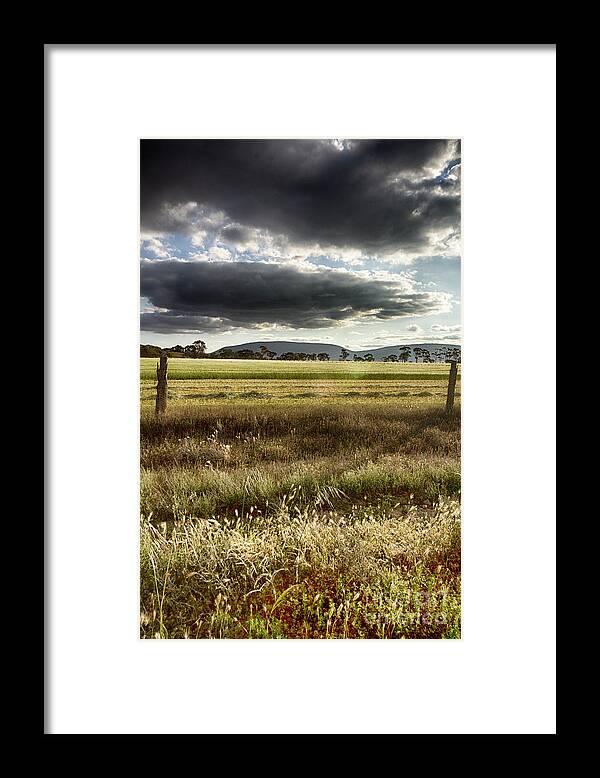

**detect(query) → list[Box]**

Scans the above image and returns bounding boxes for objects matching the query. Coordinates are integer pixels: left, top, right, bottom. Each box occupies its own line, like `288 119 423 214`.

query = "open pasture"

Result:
140 357 461 639
140 357 458 382
140 358 460 407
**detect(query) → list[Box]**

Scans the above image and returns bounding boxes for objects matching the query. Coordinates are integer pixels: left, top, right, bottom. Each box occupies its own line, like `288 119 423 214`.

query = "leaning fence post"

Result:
445 359 458 415
155 353 168 416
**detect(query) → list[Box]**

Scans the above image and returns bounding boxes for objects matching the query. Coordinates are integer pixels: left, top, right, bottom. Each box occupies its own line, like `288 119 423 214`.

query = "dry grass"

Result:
140 360 461 638
141 497 461 639
141 404 460 522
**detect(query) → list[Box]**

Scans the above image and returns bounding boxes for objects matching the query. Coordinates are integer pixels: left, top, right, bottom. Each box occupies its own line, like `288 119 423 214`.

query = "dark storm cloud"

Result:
141 139 460 255
139 312 241 335
140 260 450 333
219 225 254 244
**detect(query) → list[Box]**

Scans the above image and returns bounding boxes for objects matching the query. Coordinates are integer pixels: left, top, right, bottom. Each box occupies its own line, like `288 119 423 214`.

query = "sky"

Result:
140 139 461 351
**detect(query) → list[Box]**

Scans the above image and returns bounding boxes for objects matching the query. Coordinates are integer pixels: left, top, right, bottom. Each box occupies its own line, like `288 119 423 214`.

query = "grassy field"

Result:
140 357 459 381
140 358 461 639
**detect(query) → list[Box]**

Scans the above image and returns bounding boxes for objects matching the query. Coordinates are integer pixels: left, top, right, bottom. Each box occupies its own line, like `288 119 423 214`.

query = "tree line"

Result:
217 346 331 361
350 346 460 363
380 346 461 363
140 340 207 358
140 342 332 361
140 342 461 363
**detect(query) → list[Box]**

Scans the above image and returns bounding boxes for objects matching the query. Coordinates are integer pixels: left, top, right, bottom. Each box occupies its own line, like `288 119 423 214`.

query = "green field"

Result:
140 358 460 408
140 356 459 381
140 357 461 639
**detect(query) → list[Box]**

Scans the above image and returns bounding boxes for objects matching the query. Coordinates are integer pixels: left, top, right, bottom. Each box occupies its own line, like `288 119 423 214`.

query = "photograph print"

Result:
139 138 461 639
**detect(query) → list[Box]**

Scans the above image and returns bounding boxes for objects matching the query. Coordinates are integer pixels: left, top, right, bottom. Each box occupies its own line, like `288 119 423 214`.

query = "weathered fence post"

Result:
155 353 168 416
445 359 458 415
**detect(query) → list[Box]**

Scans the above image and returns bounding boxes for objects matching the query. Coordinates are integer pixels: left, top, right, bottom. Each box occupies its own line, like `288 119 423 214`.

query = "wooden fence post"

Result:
445 360 458 415
155 353 168 416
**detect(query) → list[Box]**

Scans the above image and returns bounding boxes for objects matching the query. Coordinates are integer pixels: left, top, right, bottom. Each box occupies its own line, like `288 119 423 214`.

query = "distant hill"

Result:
213 340 348 360
209 340 460 362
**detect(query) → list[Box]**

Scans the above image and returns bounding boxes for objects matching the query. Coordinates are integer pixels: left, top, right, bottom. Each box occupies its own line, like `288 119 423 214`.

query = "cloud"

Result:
206 245 232 262
431 324 461 333
140 236 173 259
141 139 460 259
140 259 452 334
